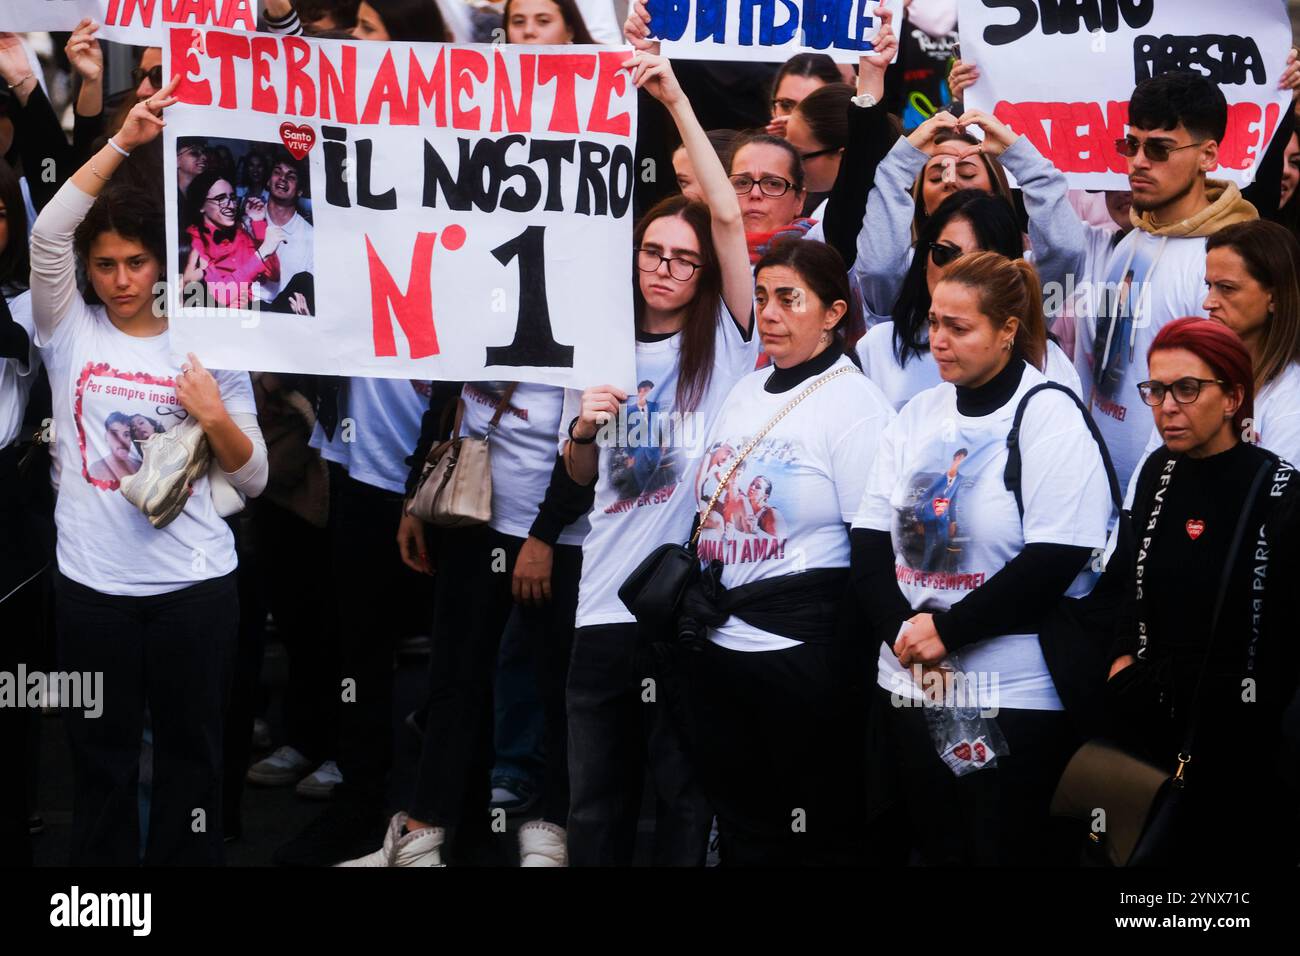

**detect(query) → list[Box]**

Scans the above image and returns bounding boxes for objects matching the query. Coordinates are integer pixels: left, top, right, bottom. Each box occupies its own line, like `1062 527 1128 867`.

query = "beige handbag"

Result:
406 384 516 527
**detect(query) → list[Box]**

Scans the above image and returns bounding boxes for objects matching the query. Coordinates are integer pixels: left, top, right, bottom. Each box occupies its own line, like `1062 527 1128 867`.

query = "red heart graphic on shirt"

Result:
973 741 988 763
952 741 972 762
933 497 950 517
1186 519 1205 540
279 122 316 160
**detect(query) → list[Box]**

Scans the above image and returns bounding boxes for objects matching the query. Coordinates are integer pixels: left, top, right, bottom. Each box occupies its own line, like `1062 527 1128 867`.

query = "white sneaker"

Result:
295 760 343 800
246 745 313 787
118 417 211 529
517 820 567 867
335 812 445 867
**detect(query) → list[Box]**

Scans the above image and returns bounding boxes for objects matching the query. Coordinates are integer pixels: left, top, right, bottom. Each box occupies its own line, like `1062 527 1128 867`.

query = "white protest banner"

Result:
959 0 1293 190
1 0 256 46
649 0 903 63
162 29 638 389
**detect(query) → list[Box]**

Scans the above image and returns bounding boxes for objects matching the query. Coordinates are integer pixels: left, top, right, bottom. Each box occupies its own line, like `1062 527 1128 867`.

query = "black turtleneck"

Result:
764 339 844 393
955 356 1025 417
851 356 1096 657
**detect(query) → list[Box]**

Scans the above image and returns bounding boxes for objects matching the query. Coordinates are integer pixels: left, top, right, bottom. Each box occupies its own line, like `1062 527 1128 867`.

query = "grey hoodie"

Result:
853 135 1087 323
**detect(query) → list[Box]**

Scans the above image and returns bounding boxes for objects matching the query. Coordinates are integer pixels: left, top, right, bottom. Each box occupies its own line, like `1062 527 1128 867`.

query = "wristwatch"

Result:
851 91 878 109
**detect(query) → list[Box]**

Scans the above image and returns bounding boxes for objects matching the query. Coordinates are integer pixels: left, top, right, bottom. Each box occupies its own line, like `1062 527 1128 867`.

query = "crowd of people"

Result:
2 0 1300 868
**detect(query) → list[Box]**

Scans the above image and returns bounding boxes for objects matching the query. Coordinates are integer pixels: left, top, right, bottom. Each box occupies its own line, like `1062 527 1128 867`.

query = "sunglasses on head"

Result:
928 242 964 268
132 65 164 90
1114 136 1205 163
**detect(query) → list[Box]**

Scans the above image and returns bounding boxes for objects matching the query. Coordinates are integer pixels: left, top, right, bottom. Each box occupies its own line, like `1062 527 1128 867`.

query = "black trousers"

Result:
687 639 868 866
329 466 433 810
55 570 239 865
881 690 1077 866
410 525 581 833
566 624 712 866
0 445 53 867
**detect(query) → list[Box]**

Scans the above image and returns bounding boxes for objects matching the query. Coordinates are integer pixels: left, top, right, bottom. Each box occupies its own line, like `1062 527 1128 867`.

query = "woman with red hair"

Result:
1105 317 1300 864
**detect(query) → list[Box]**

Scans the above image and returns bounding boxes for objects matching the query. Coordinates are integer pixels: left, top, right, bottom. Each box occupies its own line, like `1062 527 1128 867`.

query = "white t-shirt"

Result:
569 303 761 628
36 306 255 596
697 354 895 652
255 210 313 304
857 320 1080 411
460 381 589 546
1123 360 1300 507
1073 228 1209 489
0 292 40 450
852 362 1113 711
309 376 430 494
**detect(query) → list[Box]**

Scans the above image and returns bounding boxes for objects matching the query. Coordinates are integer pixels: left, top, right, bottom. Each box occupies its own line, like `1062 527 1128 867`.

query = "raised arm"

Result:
624 51 752 332
29 77 180 345
822 4 899 268
957 109 1087 313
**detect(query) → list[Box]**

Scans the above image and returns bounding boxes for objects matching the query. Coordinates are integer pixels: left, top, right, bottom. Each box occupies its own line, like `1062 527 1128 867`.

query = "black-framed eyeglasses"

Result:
1136 377 1226 406
204 193 238 209
1115 136 1205 163
799 146 840 162
928 241 963 268
771 97 799 116
730 174 797 198
635 248 700 281
132 65 164 90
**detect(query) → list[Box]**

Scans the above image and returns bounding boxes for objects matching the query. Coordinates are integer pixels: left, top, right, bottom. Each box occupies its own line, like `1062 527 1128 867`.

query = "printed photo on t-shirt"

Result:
695 436 798 565
896 445 974 575
75 362 188 491
603 378 681 507
1087 238 1158 415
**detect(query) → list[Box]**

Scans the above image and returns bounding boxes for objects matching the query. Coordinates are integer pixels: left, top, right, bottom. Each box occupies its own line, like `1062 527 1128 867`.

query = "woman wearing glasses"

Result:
856 189 1080 410
1106 317 1300 864
182 169 284 311
1126 221 1300 483
562 49 758 866
765 52 842 138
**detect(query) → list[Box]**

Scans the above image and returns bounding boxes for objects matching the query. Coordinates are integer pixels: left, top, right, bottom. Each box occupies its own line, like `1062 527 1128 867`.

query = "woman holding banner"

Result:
560 47 759 867
27 79 268 865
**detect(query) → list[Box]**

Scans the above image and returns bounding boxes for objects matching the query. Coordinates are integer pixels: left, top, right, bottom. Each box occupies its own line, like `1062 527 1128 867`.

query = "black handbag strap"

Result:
1154 454 1276 785
1003 382 1123 517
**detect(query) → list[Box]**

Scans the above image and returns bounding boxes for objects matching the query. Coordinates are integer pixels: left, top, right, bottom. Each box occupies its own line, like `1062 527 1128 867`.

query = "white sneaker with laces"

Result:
295 760 343 800
118 417 211 529
246 745 313 787
518 820 567 867
335 813 445 867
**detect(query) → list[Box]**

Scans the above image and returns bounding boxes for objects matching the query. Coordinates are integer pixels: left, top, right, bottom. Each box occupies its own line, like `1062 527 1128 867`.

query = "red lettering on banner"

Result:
452 49 490 130
205 31 250 110
250 36 280 114
588 51 631 137
319 44 358 124
994 100 1129 174
171 26 212 105
366 233 441 360
538 55 596 134
361 50 413 125
283 36 316 116
108 0 257 29
407 48 449 127
491 51 534 134
995 98 1278 174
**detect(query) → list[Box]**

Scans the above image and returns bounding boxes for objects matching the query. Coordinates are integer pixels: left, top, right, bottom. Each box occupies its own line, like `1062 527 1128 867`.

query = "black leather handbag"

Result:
617 365 857 629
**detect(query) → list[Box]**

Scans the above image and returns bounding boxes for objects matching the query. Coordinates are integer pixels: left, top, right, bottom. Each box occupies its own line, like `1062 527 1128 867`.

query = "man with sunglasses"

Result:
1073 71 1258 491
